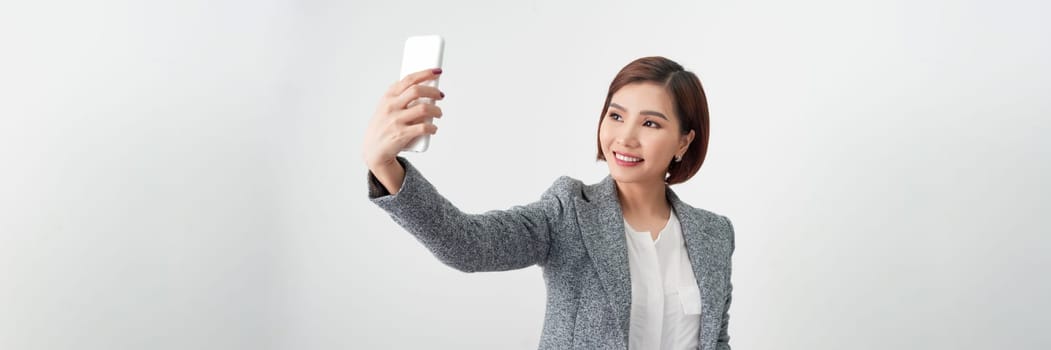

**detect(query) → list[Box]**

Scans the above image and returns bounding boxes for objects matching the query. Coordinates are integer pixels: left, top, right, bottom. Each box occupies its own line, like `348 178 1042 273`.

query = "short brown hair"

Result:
595 56 710 185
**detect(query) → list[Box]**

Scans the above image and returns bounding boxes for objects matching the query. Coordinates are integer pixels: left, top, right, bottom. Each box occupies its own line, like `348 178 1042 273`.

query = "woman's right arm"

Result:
361 68 566 272
367 157 568 272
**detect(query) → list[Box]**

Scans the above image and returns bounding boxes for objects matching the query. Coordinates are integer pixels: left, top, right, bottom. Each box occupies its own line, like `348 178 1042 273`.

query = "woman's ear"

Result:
678 129 695 156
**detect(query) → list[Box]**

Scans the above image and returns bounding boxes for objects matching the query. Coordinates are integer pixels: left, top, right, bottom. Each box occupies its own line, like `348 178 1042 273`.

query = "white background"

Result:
2 0 1049 349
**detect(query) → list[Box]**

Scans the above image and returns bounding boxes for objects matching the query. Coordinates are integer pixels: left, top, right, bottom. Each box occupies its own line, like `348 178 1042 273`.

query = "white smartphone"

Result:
398 35 444 153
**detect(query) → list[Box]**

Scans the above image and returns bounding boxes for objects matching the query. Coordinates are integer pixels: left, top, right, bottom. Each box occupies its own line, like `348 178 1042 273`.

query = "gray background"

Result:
2 0 1049 349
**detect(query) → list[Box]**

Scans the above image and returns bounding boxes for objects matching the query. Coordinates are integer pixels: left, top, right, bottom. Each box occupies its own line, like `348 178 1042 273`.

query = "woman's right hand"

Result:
362 68 445 194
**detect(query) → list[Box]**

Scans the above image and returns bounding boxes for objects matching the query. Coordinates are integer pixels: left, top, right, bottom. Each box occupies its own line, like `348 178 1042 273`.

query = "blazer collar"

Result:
574 175 726 344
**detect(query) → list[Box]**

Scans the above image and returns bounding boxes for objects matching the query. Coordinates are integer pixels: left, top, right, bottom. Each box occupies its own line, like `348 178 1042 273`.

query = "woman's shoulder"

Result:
676 201 729 223
540 174 616 204
667 189 734 240
540 175 587 200
540 175 731 222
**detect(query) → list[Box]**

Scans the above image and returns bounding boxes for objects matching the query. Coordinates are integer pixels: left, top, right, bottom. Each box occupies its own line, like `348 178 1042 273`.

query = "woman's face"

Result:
599 82 694 184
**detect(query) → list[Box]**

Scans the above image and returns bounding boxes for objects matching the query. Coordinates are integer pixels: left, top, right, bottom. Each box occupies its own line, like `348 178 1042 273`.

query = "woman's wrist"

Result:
368 158 405 195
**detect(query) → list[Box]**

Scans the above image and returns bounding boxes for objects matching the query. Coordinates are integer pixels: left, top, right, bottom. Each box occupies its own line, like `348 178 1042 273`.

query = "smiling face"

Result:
599 82 695 184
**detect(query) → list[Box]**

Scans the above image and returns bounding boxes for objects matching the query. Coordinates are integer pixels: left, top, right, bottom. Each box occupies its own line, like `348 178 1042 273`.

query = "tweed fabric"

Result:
368 157 734 350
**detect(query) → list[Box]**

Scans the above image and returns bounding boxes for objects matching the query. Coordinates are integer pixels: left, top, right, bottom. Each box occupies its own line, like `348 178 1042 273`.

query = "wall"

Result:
3 0 1049 349
1 1 295 349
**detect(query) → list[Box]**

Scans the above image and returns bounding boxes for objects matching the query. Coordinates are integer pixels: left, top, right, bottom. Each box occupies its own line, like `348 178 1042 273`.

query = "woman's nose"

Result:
616 125 641 147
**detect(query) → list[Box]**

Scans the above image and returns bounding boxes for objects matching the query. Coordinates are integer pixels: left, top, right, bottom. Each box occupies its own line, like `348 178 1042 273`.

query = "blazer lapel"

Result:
574 177 727 346
669 187 726 346
574 175 632 343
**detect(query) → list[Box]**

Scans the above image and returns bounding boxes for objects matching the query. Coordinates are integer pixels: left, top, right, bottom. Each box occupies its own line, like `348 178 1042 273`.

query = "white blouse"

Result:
623 208 702 350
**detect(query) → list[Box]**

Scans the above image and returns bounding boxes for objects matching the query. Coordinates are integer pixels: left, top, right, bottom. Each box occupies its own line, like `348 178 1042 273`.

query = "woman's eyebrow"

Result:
609 102 668 120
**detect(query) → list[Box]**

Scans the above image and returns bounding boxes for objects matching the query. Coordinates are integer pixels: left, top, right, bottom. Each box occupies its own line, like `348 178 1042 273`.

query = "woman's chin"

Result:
607 167 658 184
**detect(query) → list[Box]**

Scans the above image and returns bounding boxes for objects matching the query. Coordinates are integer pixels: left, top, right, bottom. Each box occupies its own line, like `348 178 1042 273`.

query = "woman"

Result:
363 57 734 350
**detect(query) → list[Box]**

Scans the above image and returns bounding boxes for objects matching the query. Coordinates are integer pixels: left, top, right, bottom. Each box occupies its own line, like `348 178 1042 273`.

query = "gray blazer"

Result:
368 157 735 350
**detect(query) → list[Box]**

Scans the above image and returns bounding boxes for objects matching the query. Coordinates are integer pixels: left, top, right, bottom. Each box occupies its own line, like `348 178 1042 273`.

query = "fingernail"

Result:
440 91 445 98
432 68 443 75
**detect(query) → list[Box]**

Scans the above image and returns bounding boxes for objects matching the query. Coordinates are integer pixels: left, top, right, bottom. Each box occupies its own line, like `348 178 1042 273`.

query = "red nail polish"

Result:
432 68 443 75
440 91 445 98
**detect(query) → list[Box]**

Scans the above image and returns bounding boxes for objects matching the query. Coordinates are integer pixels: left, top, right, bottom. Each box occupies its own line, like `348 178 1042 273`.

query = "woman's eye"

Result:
609 113 622 121
643 120 660 128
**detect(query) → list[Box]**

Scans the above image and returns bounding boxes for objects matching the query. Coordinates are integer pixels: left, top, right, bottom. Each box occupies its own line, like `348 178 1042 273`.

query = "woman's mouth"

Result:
613 151 644 167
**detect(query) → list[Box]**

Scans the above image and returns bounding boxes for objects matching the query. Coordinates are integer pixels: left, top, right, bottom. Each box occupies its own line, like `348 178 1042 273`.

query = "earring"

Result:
674 154 683 162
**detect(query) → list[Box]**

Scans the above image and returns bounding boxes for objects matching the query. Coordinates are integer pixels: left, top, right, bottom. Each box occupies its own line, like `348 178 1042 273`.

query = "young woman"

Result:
363 56 734 350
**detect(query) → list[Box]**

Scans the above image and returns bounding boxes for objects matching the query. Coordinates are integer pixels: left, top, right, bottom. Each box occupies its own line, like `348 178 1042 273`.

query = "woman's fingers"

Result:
408 122 438 139
393 102 442 125
390 121 438 146
386 67 442 97
391 84 444 111
365 68 444 170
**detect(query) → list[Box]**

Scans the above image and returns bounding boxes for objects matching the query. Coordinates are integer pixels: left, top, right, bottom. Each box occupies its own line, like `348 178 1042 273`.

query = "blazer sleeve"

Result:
716 215 736 350
367 157 566 273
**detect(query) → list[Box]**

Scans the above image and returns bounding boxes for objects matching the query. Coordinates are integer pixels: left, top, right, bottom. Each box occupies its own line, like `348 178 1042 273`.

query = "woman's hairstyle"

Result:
595 56 710 185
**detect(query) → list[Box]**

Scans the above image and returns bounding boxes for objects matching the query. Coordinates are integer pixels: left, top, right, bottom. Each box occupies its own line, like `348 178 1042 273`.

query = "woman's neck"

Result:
614 178 671 217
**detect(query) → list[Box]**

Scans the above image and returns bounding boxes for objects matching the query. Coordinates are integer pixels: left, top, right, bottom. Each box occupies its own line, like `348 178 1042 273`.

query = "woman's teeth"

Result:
615 153 642 162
